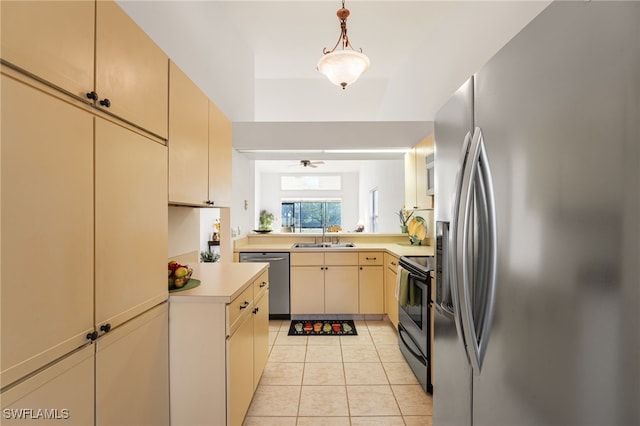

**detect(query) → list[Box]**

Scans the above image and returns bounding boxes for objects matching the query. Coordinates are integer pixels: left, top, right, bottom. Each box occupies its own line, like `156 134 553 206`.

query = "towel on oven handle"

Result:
397 265 419 307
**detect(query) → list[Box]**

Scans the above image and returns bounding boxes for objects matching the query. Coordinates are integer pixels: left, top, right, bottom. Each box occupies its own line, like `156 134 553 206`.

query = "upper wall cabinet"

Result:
1 0 169 139
405 134 435 210
168 61 210 206
168 61 233 207
208 101 233 207
95 1 168 139
1 1 95 100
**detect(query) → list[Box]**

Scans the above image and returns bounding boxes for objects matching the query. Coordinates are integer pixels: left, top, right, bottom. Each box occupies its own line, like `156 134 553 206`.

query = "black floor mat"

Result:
287 319 358 336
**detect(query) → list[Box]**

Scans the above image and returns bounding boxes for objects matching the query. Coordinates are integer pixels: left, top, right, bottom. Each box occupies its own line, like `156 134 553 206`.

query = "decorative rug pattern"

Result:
287 319 357 336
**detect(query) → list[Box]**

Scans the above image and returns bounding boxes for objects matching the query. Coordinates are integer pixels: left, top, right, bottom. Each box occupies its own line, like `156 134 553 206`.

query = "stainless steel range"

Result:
397 255 435 393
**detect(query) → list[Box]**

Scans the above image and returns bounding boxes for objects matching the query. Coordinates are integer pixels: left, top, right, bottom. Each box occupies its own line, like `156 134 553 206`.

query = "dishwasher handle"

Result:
241 256 287 262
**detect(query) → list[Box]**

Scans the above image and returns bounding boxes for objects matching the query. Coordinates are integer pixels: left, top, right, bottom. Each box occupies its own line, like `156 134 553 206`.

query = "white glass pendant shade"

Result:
317 50 370 89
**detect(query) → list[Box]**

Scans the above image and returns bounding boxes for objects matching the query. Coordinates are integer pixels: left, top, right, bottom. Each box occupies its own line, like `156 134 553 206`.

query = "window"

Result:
369 188 379 233
281 175 341 191
281 200 341 233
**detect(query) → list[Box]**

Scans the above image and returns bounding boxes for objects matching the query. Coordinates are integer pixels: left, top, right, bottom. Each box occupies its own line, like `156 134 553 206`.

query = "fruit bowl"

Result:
168 261 193 290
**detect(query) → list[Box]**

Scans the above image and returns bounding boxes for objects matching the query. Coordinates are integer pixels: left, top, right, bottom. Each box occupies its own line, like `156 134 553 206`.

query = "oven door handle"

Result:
407 272 429 286
398 326 427 366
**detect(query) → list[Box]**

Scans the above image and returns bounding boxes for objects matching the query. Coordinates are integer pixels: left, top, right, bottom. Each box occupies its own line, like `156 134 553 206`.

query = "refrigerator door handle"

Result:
456 127 483 371
458 127 498 374
449 131 473 362
437 301 456 319
476 129 498 371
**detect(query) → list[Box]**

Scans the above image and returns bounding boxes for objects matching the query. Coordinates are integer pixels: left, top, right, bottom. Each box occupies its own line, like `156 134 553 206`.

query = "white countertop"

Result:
169 262 269 303
235 242 434 258
233 232 435 258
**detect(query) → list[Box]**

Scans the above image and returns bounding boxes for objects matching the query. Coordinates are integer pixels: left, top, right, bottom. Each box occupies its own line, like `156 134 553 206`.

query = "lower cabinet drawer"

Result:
359 251 384 266
252 271 269 298
228 285 253 330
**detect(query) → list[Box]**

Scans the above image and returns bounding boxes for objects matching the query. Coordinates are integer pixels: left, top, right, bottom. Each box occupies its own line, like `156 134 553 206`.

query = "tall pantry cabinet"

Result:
1 1 170 424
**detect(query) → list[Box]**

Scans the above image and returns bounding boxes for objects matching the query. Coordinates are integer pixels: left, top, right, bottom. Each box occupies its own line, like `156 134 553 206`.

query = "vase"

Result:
400 225 408 234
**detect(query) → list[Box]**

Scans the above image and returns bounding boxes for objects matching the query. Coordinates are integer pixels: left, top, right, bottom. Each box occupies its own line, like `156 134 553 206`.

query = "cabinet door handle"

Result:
366 257 377 260
86 331 98 341
240 301 250 310
260 281 267 288
86 91 98 101
99 98 111 108
253 307 259 314
100 323 112 333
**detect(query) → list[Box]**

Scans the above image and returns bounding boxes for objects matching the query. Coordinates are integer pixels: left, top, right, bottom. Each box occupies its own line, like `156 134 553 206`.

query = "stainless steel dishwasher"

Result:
239 252 290 319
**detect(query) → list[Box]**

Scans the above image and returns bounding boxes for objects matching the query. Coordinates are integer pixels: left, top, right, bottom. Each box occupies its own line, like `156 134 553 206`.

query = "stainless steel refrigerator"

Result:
433 2 640 425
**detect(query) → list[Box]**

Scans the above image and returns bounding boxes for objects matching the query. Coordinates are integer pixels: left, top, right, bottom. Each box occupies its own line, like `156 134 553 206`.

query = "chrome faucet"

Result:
322 210 327 244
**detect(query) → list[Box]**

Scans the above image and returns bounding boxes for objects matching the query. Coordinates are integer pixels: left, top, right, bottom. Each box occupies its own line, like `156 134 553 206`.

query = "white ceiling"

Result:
118 0 550 163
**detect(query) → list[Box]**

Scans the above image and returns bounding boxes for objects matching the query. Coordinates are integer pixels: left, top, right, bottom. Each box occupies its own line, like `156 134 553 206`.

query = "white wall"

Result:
257 172 360 232
359 160 406 233
168 206 200 258
118 1 255 121
231 150 256 237
199 208 221 254
253 161 404 233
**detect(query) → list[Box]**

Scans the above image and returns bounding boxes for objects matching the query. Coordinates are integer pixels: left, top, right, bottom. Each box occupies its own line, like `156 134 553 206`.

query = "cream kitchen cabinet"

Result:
228 304 255 426
290 263 326 314
404 146 418 209
253 280 270 389
1 70 169 422
0 345 95 426
168 61 209 205
1 0 169 139
325 265 360 314
1 74 94 388
358 252 384 314
384 253 400 329
228 271 269 425
169 264 269 426
94 117 168 332
1 0 95 100
168 61 233 207
290 252 359 314
405 134 435 210
208 100 233 207
96 303 169 426
94 1 168 138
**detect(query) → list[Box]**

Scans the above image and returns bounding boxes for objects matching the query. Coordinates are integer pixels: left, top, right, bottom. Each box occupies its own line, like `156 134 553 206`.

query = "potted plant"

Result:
396 207 414 233
258 209 274 231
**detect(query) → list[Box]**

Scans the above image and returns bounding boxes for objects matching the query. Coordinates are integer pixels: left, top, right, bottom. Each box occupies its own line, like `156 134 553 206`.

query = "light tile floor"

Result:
244 319 433 426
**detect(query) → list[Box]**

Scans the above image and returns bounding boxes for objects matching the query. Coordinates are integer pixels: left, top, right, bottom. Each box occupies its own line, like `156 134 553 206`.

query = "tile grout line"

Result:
260 320 430 425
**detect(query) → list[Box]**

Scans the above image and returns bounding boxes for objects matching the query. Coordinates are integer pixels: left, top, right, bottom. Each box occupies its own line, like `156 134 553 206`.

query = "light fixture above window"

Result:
317 0 370 90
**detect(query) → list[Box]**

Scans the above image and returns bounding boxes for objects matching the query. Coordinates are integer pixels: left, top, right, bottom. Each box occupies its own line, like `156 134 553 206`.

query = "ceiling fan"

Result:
297 160 325 168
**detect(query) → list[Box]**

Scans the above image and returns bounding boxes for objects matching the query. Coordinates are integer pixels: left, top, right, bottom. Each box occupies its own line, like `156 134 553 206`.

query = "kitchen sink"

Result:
292 242 356 249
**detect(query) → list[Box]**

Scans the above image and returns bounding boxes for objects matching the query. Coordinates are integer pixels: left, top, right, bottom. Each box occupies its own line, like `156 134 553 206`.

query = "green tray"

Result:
169 278 201 293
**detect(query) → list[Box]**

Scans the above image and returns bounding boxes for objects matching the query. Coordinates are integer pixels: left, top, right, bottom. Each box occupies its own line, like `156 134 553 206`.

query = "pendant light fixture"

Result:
317 0 370 90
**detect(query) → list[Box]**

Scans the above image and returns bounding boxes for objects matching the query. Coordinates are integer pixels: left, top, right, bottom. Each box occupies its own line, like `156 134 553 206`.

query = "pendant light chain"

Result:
322 0 363 54
317 0 370 89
